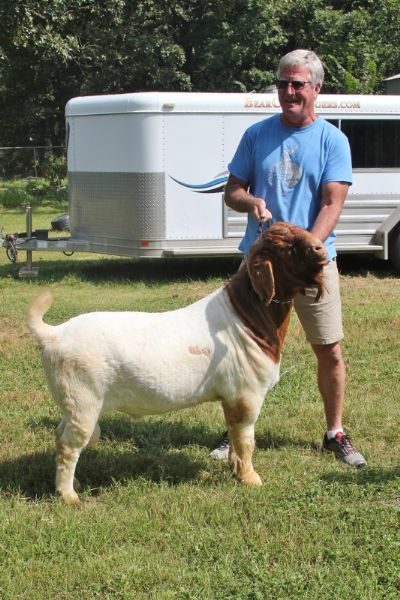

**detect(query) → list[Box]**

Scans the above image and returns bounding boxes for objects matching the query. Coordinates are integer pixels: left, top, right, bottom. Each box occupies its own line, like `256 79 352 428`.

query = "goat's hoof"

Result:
240 472 263 486
57 490 80 506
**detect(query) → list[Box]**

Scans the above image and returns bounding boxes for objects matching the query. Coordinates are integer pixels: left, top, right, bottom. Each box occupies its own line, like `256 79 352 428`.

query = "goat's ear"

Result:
247 256 275 304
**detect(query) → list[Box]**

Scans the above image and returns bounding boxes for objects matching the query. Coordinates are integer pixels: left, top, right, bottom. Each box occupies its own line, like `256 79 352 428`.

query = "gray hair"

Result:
277 50 324 88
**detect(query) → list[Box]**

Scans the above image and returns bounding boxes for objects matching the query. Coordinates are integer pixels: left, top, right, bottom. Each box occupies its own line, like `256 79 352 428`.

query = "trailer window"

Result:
341 120 400 168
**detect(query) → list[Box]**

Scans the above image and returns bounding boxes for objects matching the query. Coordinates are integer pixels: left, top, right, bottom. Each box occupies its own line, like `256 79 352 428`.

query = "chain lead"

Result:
256 219 272 240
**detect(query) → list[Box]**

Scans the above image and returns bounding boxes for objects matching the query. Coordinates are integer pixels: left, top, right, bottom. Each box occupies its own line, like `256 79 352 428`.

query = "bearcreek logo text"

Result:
244 97 361 110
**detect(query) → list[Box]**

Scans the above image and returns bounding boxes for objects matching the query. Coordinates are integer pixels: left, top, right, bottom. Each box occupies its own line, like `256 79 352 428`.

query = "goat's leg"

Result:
55 407 100 505
88 422 101 446
55 416 66 440
223 399 262 486
55 416 81 501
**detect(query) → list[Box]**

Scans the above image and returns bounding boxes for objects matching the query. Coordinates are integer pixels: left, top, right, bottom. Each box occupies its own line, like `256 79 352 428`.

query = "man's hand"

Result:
225 174 272 221
250 197 272 222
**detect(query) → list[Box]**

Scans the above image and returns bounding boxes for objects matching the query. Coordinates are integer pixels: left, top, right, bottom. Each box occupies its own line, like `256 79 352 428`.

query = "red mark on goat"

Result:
188 346 211 357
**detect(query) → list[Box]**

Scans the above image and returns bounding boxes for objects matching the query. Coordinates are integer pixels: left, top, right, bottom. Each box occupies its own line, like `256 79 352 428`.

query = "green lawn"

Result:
0 205 399 599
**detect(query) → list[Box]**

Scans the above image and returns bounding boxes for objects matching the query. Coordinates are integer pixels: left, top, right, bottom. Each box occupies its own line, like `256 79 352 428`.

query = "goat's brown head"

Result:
247 222 328 304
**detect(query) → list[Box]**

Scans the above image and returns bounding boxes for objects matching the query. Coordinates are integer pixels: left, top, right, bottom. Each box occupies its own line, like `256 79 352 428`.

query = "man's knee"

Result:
312 341 343 365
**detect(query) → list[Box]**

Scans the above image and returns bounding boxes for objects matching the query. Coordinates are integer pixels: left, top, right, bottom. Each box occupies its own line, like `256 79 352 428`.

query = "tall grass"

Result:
0 206 399 599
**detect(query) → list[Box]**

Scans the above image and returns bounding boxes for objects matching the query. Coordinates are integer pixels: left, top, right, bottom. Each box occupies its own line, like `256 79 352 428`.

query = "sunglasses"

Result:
276 80 312 90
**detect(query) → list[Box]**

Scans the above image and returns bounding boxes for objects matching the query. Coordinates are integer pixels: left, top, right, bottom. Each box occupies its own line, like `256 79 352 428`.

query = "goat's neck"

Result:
225 267 292 363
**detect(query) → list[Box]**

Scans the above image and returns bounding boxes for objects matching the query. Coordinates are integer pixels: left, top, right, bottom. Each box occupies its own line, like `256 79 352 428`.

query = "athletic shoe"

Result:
323 432 367 468
210 432 230 460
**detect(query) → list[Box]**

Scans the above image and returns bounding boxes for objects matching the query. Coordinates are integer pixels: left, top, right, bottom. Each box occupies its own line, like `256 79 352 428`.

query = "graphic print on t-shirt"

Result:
266 144 302 191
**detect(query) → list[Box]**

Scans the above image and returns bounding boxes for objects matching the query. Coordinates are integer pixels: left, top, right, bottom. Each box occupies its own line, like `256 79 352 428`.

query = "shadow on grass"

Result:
0 255 242 284
337 254 398 278
29 414 320 453
26 413 218 448
0 418 222 501
0 448 209 501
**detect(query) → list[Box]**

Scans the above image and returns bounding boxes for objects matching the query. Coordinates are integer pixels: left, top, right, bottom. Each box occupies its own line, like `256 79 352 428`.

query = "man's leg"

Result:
295 261 366 468
312 341 345 431
312 341 366 468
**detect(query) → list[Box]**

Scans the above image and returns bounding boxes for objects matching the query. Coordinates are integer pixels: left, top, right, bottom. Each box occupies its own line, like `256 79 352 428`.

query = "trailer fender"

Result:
374 206 400 265
389 224 400 274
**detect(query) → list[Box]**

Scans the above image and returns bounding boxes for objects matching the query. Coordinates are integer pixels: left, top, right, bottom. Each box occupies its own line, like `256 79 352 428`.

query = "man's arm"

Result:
311 181 349 243
224 174 272 222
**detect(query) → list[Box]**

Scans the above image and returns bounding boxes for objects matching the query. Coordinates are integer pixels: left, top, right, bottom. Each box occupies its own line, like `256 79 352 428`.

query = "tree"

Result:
0 0 191 147
0 0 399 149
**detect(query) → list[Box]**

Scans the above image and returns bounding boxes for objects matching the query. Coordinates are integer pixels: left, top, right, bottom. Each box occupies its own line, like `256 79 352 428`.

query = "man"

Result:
211 49 366 468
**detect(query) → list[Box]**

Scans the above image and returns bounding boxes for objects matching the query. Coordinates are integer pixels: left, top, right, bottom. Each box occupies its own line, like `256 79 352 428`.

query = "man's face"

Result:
277 65 321 128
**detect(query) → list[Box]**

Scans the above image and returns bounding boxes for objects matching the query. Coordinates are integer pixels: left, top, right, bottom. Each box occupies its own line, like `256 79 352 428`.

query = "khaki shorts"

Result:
294 259 343 345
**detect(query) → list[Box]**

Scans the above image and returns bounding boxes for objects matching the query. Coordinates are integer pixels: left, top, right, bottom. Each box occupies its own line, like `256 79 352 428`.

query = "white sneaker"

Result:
210 432 230 460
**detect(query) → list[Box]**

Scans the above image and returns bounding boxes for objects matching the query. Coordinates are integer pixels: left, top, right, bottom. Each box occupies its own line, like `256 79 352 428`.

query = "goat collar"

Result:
271 297 293 305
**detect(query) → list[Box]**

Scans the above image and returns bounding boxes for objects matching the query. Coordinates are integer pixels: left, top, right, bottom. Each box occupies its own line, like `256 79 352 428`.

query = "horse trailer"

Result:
2 91 400 275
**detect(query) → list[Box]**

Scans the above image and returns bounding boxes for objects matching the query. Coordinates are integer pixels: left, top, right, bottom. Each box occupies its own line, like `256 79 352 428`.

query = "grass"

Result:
0 204 399 599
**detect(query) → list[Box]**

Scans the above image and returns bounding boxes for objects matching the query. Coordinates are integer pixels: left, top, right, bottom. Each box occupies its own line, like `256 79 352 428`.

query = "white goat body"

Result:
32 287 278 417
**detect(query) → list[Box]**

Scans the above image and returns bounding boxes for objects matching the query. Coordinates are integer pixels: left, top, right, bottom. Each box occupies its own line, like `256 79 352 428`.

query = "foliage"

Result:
0 0 399 147
0 204 399 598
0 180 31 209
0 179 67 208
41 154 67 188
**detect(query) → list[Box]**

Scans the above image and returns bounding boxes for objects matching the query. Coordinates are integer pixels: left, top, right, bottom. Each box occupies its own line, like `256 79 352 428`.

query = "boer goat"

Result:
27 222 327 504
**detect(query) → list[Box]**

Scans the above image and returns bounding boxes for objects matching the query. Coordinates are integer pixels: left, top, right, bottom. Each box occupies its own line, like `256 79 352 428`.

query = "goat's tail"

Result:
27 290 57 346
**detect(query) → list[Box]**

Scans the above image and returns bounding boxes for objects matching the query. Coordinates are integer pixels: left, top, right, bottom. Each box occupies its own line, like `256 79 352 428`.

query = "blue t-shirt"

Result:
228 114 352 260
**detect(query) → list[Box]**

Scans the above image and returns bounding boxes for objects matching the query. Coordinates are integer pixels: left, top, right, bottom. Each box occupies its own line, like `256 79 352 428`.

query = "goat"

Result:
27 222 327 504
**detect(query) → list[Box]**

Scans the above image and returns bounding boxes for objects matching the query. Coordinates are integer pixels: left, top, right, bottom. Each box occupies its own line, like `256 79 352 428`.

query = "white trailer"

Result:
2 91 400 273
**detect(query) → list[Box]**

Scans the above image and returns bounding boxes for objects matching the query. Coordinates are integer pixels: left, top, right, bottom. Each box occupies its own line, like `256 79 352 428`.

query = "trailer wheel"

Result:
390 227 400 274
51 213 70 232
6 245 18 263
